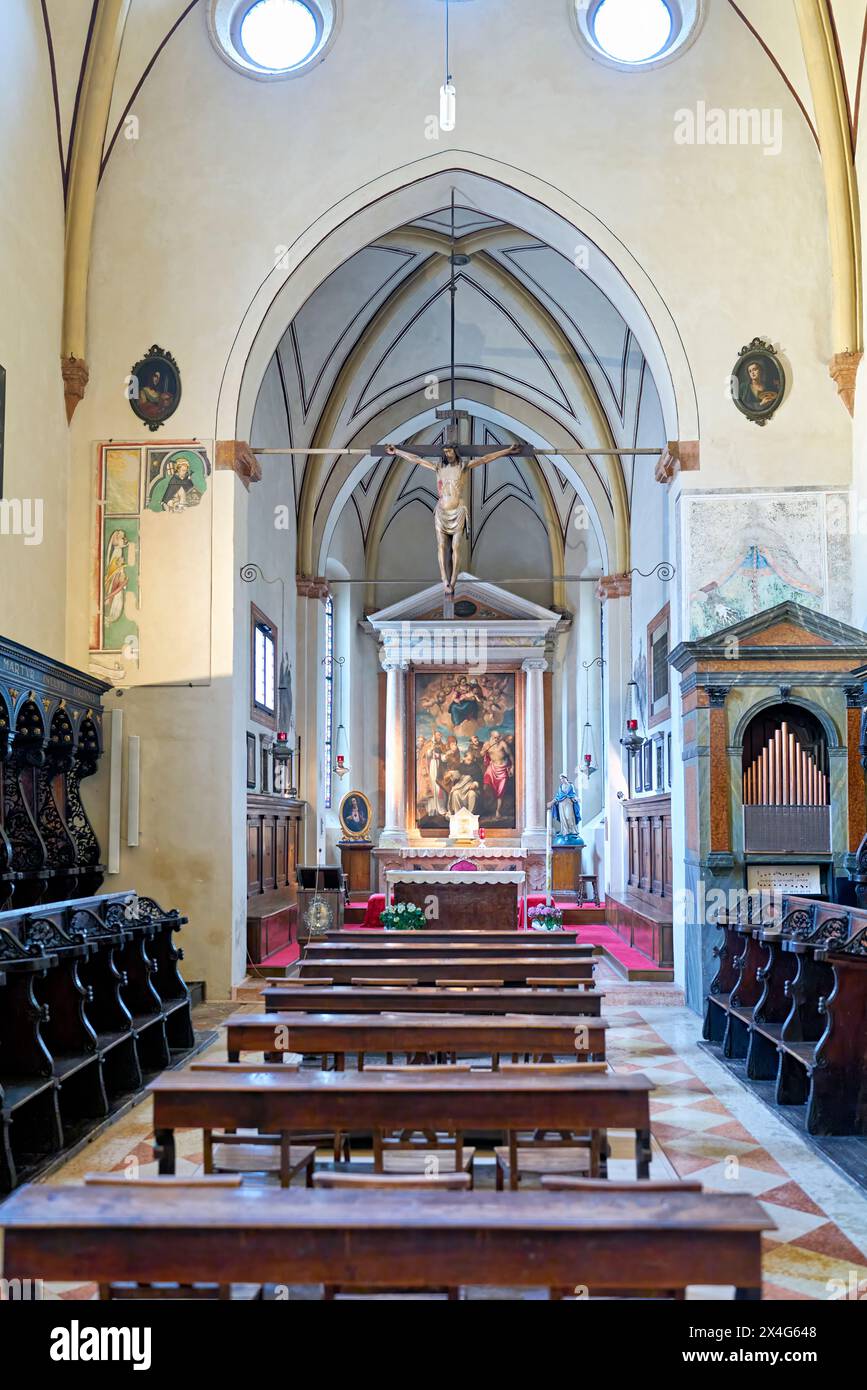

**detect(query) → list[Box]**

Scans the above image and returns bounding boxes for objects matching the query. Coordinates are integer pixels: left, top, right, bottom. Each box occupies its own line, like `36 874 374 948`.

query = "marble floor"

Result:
4 979 867 1302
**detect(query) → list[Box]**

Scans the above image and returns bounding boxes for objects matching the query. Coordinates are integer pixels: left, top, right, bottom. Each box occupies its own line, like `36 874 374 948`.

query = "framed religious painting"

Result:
730 337 785 426
339 789 372 842
246 731 257 790
642 739 653 793
411 669 520 834
128 345 181 431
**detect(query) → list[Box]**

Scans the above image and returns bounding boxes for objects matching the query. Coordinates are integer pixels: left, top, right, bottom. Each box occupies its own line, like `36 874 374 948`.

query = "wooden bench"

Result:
224 1011 607 1068
148 1069 653 1178
318 930 582 946
304 940 593 959
261 984 604 1016
0 1183 772 1299
298 956 595 985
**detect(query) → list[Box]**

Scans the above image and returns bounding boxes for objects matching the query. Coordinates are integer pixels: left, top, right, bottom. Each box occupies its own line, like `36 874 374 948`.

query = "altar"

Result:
386 869 526 933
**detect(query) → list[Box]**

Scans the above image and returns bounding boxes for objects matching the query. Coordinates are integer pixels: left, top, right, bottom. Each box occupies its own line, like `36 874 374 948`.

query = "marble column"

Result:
522 658 547 849
380 658 409 846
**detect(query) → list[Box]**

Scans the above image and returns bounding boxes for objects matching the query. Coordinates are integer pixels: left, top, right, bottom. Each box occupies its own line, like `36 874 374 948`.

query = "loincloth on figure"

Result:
435 502 469 538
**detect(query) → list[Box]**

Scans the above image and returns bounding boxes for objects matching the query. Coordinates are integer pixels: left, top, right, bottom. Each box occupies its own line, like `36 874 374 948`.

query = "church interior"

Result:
3 0 867 1325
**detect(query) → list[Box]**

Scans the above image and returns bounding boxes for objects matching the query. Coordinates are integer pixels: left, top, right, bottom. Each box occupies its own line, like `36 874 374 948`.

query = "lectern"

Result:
295 865 345 941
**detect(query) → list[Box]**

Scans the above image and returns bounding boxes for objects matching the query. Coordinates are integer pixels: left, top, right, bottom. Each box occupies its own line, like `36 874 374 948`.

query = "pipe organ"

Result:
742 720 828 807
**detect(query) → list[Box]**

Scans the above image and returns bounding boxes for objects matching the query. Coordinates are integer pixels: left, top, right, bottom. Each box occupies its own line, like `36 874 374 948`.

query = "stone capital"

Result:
61 355 89 423
705 685 730 708
215 439 263 489
829 351 862 416
596 573 632 601
521 658 548 674
381 657 410 673
844 683 865 709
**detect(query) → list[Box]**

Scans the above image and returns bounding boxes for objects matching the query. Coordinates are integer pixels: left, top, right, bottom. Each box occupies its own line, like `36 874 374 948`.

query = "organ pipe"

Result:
742 723 827 806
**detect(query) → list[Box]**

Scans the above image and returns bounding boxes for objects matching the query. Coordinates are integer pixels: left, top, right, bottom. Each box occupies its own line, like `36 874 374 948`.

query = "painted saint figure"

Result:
482 729 513 820
104 529 134 626
548 773 585 847
386 440 521 594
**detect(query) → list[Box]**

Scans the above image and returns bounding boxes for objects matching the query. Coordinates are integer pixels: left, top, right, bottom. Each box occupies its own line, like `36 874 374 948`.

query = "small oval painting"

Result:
338 789 372 841
129 346 181 431
731 338 785 426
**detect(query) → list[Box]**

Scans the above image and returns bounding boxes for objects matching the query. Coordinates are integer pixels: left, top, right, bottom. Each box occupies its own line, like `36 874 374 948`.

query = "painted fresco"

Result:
684 494 837 639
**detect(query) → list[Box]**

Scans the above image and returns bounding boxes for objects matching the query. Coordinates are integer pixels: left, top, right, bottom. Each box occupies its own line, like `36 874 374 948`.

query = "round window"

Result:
208 0 338 80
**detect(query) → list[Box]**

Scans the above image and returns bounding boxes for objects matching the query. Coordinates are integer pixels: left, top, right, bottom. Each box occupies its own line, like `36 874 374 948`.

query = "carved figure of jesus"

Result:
385 441 520 594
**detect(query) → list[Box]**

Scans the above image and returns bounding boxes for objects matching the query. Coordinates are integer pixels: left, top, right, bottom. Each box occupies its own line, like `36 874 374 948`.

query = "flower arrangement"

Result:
527 902 564 932
380 901 428 931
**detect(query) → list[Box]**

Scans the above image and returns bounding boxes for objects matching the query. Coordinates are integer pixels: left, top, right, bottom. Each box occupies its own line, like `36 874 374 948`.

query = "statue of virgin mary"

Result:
547 774 585 847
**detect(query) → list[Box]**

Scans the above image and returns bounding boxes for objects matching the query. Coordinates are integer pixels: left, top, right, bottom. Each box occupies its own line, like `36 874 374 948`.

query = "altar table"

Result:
386 869 526 932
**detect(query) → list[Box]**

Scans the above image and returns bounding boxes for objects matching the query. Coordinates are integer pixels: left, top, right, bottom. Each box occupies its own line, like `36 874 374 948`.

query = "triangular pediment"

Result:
367 573 563 628
670 602 867 671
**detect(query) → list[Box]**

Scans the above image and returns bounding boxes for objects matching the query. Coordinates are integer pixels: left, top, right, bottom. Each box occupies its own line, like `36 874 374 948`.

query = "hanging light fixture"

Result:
580 658 604 778
439 0 456 131
620 679 645 753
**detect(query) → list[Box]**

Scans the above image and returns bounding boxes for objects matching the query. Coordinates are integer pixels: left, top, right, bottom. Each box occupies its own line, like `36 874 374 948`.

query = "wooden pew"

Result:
260 984 604 1016
223 1011 608 1067
0 1183 772 1299
303 940 593 959
148 1069 653 1178
298 956 595 985
318 930 582 946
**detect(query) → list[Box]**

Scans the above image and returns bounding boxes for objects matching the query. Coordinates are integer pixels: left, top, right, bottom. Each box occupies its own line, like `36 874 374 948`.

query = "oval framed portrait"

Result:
338 789 372 842
129 345 181 432
731 338 785 426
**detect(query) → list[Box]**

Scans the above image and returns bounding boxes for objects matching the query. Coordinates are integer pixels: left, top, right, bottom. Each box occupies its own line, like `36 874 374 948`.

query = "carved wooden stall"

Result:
703 894 867 1136
0 636 109 909
607 793 673 969
246 793 305 963
0 891 194 1191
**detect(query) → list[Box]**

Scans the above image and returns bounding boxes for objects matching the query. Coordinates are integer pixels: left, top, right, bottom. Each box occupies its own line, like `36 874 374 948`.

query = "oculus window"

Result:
208 0 338 79
573 0 703 71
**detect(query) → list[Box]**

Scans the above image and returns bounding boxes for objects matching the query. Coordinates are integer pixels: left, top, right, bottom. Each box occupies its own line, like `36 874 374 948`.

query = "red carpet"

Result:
259 916 669 980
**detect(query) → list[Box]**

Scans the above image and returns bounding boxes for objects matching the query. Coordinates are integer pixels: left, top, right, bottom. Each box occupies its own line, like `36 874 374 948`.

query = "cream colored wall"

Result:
0 1 69 652
42 0 861 994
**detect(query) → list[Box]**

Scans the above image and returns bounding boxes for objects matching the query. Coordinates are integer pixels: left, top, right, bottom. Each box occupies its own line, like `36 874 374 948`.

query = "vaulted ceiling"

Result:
252 202 668 589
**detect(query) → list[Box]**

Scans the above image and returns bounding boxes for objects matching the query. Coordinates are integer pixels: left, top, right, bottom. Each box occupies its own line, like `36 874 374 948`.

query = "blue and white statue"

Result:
547 773 585 847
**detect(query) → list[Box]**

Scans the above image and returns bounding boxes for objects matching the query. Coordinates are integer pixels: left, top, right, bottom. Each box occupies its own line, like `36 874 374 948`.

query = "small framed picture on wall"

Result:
634 748 643 794
655 735 665 792
643 740 653 792
667 732 672 789
246 732 257 790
